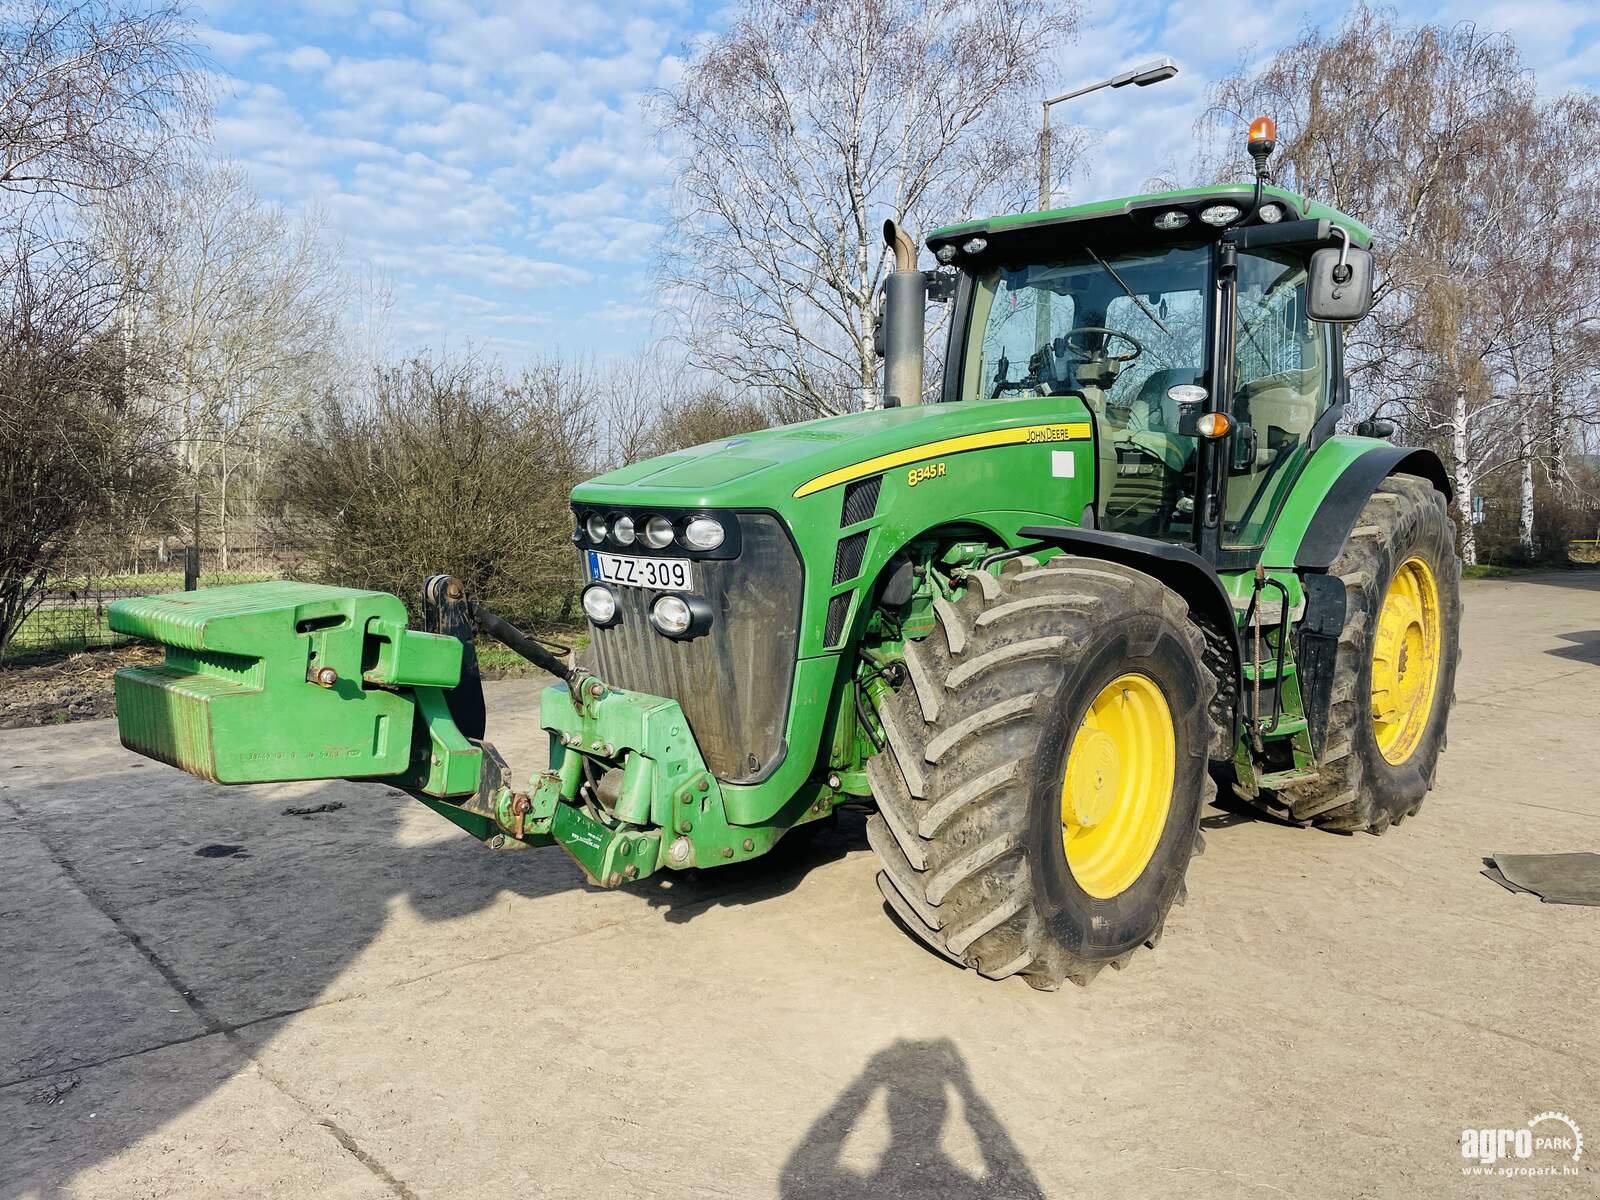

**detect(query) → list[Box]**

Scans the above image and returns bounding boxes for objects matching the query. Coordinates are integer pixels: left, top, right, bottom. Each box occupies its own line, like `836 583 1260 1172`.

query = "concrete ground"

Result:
2 573 1596 1199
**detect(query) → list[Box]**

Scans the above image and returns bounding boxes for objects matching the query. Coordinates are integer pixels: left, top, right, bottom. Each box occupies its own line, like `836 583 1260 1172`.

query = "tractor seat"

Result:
1129 368 1204 433
1102 368 1202 474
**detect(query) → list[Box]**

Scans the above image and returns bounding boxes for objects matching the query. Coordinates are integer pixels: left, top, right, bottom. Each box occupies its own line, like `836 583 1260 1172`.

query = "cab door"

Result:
1220 249 1335 558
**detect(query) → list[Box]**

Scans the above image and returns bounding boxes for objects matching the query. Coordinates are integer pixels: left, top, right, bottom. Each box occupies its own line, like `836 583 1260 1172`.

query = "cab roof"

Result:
926 183 1372 255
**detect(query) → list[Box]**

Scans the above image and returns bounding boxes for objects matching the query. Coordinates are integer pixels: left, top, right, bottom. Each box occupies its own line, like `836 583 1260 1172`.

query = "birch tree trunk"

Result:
1516 403 1535 559
1451 386 1477 566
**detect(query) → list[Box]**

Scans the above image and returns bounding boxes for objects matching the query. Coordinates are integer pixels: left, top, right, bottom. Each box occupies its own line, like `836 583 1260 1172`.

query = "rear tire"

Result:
1257 474 1461 832
867 556 1215 989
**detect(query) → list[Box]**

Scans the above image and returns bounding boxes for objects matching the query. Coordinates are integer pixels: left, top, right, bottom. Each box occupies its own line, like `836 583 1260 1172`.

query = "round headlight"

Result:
935 244 958 264
641 515 675 549
1257 202 1283 224
1153 209 1189 231
683 516 724 551
961 236 988 256
583 513 608 544
1199 204 1242 227
611 514 635 545
650 593 692 636
581 584 618 626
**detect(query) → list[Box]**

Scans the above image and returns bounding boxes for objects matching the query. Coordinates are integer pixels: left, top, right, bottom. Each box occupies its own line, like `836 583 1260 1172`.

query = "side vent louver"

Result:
824 593 852 646
833 532 868 585
840 474 882 526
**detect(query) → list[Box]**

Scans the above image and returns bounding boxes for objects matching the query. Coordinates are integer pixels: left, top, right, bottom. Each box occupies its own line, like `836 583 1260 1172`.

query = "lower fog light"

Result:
581 584 619 627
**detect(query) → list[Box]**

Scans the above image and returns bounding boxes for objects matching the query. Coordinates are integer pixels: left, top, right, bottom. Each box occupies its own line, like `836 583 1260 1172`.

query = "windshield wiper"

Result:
1083 244 1173 338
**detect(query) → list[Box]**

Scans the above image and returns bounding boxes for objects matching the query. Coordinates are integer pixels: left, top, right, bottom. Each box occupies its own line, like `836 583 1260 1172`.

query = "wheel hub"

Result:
1060 673 1177 899
1371 556 1442 764
1064 727 1119 827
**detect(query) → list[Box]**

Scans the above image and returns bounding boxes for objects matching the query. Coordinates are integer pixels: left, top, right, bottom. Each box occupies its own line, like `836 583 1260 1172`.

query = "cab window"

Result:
963 244 1212 544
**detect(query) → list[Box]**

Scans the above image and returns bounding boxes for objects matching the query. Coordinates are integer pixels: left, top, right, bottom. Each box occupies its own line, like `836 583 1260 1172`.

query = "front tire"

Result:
1260 474 1461 832
866 556 1215 990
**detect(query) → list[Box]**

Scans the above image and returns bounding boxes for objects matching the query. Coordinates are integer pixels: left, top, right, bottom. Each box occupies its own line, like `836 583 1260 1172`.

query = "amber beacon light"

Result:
1247 115 1277 172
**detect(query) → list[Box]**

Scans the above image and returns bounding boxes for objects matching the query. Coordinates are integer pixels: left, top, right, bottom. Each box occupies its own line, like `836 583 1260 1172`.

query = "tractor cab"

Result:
921 179 1373 566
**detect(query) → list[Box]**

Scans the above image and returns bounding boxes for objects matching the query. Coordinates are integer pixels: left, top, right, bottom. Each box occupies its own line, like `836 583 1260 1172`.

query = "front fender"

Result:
1262 437 1452 571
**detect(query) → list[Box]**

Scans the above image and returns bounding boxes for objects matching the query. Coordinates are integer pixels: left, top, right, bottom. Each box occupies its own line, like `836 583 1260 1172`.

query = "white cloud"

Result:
283 45 333 73
200 26 275 62
374 242 592 291
368 10 420 38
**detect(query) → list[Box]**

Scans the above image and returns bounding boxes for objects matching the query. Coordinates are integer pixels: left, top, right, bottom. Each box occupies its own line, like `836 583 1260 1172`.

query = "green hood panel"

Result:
575 399 1094 510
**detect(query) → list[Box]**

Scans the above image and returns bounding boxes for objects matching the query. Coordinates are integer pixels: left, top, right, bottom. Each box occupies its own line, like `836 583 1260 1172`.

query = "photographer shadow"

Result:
780 1038 1044 1200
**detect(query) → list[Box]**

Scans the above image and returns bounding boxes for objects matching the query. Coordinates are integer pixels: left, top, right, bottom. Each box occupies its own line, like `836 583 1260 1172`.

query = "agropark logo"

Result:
1461 1112 1584 1178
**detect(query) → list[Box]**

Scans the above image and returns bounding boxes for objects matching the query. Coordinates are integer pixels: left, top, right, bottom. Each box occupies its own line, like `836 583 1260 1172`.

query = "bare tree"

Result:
0 252 173 659
596 352 773 467
1199 7 1600 564
0 0 202 654
101 160 343 567
653 0 1084 418
0 1 204 203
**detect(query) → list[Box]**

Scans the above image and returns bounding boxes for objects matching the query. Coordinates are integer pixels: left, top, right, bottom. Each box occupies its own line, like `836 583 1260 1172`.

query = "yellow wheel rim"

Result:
1371 555 1442 764
1061 673 1176 899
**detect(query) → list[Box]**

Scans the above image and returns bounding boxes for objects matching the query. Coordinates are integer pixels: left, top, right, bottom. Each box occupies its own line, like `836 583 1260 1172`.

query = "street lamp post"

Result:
1039 57 1180 211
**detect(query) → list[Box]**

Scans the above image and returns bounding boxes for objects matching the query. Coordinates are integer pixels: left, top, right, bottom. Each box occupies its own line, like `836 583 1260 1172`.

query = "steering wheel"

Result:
1062 326 1144 363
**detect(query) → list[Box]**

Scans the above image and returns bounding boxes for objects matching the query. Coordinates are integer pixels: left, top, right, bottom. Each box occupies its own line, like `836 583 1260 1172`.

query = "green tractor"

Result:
109 123 1460 990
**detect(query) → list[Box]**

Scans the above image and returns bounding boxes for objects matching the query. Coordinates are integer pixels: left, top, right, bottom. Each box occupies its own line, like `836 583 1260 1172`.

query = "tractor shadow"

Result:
0 753 599 1195
0 723 876 1196
779 1037 1044 1200
637 808 870 923
1199 767 1306 833
1547 630 1600 666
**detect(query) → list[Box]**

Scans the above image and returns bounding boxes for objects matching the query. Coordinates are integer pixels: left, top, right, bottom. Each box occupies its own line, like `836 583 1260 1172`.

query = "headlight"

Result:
935 244 958 264
581 584 618 626
584 513 607 544
650 593 691 636
1257 202 1283 224
1199 204 1241 226
961 236 988 255
641 515 675 549
611 514 635 545
1153 209 1189 231
683 516 724 551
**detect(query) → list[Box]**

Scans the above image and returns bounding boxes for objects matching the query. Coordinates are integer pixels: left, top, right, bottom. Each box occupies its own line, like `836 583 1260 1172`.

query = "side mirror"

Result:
1307 245 1374 323
1355 416 1395 439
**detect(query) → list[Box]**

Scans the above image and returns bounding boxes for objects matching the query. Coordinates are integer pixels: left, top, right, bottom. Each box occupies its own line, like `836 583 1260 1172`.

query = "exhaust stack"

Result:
881 220 925 407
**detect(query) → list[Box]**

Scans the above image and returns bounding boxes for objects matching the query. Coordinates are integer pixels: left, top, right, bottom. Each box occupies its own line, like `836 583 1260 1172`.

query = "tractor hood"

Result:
573 398 1094 511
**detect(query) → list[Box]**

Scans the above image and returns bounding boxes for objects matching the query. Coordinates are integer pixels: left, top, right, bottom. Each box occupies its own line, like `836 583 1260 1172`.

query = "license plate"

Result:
587 551 694 591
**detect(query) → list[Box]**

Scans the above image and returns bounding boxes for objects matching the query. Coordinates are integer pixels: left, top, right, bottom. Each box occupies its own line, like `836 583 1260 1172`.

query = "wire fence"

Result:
15 539 300 657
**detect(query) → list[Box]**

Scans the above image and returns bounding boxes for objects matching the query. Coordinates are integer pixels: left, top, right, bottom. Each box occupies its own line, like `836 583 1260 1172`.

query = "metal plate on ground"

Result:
1482 853 1600 906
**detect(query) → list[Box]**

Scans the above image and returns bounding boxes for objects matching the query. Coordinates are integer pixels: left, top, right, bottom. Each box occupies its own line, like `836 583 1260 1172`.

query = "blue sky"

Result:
198 0 1600 360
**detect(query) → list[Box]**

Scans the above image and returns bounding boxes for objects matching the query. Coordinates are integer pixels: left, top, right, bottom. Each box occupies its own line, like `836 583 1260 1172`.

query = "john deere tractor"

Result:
109 122 1460 989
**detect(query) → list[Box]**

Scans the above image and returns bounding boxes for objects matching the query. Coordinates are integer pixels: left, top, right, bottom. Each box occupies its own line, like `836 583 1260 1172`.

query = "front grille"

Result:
833 532 868 584
840 474 881 525
584 513 801 784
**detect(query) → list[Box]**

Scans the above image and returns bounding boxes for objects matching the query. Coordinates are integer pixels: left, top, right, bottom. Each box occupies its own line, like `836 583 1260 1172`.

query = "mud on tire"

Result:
1253 474 1461 833
866 556 1215 990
